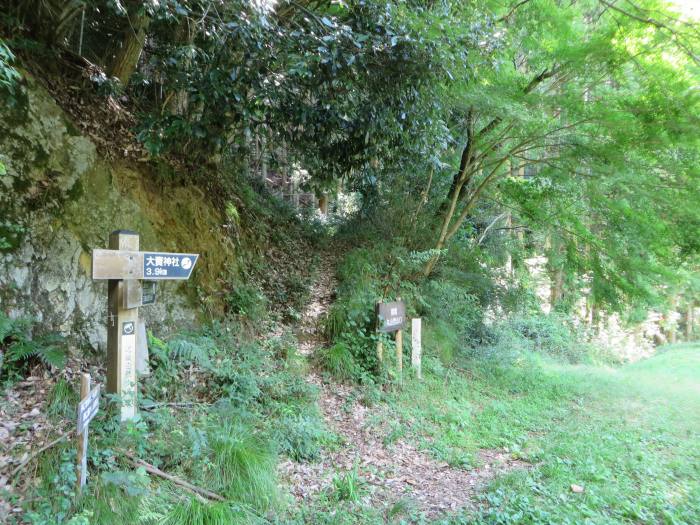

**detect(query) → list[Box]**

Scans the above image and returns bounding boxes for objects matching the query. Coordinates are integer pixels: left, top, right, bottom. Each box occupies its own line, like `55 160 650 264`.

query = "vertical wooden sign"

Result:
411 318 422 380
76 373 100 492
106 230 139 422
76 373 90 491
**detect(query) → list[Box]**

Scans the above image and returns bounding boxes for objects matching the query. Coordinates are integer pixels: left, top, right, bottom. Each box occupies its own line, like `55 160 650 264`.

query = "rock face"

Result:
0 77 229 351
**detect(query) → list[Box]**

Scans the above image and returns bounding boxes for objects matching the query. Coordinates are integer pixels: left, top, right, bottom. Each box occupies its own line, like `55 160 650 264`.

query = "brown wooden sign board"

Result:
376 301 406 333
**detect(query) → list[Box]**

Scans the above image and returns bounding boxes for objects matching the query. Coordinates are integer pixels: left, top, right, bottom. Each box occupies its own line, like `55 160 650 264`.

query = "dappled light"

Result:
0 0 698 523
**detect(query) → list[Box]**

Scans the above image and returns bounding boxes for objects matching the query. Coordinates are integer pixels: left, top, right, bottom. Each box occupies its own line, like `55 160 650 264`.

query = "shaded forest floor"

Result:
278 254 530 519
1 248 698 524
273 254 700 523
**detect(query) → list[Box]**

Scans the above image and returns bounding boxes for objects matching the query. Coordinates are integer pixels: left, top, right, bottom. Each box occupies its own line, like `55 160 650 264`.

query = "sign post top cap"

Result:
111 229 139 236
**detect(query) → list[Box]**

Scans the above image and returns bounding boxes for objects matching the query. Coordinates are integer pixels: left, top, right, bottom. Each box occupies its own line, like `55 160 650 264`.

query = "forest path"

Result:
278 251 527 519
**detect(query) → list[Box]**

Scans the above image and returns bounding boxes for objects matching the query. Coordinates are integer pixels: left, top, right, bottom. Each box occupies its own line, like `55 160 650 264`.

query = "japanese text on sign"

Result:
377 301 406 333
143 252 198 279
77 385 100 435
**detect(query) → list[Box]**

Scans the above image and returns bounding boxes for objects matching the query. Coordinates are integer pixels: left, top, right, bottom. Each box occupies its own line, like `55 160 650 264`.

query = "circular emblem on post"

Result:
122 321 135 335
180 257 193 270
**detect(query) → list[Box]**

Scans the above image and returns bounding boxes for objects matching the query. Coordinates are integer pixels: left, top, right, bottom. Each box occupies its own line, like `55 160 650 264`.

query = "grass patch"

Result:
161 498 259 525
316 341 361 382
207 424 278 510
388 344 700 523
47 378 78 419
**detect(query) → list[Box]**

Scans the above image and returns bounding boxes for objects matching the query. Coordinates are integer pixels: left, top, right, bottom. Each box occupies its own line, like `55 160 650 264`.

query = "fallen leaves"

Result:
278 256 532 518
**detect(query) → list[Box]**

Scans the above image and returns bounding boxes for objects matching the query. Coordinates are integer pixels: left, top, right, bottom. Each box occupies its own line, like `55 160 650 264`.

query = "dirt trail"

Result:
278 253 528 519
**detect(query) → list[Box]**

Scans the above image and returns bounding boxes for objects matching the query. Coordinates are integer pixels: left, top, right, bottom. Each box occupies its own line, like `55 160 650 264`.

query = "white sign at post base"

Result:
411 318 422 380
121 321 137 421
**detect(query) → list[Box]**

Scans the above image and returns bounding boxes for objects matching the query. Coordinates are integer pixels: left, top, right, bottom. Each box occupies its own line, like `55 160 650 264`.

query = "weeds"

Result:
161 498 259 525
47 378 78 419
316 342 360 382
207 425 277 510
331 465 364 502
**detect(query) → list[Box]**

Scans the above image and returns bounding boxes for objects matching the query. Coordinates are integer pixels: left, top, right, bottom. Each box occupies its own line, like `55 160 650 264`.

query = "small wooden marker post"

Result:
411 318 422 380
395 328 403 383
76 373 100 492
376 299 406 384
92 230 199 422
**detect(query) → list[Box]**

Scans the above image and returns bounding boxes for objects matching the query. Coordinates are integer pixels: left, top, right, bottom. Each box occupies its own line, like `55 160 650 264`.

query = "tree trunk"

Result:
108 3 150 86
52 0 85 46
165 19 193 115
318 193 328 215
686 303 694 341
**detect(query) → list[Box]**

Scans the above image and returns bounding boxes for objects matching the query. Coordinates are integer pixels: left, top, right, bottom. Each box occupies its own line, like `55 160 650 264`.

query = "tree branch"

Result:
497 0 535 23
599 0 700 65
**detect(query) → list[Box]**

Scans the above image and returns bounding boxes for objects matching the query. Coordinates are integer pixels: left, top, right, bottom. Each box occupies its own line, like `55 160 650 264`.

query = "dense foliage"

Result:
2 1 698 316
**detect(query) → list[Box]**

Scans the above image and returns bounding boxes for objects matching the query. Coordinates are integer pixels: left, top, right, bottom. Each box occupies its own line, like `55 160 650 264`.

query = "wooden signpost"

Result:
92 230 198 422
376 299 406 383
76 373 100 492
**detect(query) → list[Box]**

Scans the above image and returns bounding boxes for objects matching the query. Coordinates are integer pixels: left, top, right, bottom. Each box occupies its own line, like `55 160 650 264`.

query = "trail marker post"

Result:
92 230 198 422
376 299 406 384
76 373 99 492
411 318 422 380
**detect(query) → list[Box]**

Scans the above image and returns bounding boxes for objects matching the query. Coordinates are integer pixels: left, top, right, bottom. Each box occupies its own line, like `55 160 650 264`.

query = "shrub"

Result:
273 413 327 462
477 313 591 363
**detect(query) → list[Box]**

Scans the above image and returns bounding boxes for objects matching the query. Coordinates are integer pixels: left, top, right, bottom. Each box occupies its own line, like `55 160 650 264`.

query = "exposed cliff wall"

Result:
0 76 236 351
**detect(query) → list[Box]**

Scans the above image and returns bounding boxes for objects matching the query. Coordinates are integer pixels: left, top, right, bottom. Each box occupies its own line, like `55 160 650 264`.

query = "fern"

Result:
1 312 66 375
168 337 213 367
6 334 67 369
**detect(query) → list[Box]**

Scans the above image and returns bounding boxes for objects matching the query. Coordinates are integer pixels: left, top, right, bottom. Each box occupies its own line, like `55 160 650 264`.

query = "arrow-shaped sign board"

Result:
92 250 199 280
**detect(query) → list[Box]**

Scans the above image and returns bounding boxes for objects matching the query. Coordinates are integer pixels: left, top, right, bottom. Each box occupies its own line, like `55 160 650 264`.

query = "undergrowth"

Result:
13 318 326 525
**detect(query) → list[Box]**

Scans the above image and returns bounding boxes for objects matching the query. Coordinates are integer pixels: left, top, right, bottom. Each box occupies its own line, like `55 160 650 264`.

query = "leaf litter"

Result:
278 253 532 519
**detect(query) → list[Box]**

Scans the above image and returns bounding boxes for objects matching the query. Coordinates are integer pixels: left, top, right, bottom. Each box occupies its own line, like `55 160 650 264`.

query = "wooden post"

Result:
76 373 90 492
377 339 383 364
107 230 140 422
686 303 694 341
411 318 422 380
260 131 268 185
319 193 329 215
395 328 403 384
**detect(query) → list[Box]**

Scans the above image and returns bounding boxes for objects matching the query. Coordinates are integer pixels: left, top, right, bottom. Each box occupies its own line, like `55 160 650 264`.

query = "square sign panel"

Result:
377 301 406 333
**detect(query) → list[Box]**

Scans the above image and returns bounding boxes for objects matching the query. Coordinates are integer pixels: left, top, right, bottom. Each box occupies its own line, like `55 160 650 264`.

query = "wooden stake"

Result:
76 373 90 492
395 329 403 384
411 318 422 380
377 339 383 364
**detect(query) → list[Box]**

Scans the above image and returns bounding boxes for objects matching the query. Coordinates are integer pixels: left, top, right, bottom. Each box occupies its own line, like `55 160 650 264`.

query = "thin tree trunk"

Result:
686 302 694 341
108 3 150 86
166 19 193 115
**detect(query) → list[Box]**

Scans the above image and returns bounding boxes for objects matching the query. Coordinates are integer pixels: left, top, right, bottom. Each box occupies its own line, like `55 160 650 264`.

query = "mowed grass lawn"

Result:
387 344 700 524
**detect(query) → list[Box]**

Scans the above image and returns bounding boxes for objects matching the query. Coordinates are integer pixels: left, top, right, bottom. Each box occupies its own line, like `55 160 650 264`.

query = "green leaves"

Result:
0 312 67 379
